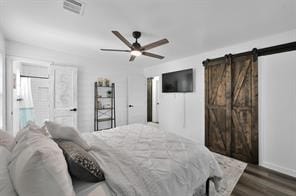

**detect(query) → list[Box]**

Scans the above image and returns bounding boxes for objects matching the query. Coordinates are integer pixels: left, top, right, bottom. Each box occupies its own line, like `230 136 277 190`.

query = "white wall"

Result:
144 29 296 176
0 34 4 52
0 30 6 129
259 51 296 177
6 41 145 132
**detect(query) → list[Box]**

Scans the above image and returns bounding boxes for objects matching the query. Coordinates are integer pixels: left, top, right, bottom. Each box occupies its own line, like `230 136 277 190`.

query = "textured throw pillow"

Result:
45 121 90 150
0 129 16 151
15 121 49 142
9 131 75 196
55 139 105 182
0 146 17 196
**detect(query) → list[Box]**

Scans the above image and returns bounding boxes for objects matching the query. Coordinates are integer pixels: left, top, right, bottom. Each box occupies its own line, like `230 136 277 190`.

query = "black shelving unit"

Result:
94 82 116 131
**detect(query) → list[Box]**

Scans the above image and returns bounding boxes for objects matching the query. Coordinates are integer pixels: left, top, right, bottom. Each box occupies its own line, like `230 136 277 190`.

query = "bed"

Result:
76 124 223 196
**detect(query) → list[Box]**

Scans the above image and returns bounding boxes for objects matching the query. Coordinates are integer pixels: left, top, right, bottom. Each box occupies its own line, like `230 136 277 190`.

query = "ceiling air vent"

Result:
63 0 85 15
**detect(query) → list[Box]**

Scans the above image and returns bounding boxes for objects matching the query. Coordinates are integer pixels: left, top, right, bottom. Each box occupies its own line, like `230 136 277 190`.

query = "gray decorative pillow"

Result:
55 139 105 182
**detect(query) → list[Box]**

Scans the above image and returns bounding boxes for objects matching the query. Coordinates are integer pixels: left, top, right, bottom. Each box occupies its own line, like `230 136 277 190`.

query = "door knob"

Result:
128 105 134 108
70 108 77 111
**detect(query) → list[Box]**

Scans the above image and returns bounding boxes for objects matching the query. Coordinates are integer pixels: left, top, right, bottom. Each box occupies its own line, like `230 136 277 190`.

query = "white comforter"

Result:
83 124 222 196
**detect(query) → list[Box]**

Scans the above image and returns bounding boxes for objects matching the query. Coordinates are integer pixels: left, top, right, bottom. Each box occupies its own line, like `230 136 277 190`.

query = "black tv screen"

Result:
162 69 193 93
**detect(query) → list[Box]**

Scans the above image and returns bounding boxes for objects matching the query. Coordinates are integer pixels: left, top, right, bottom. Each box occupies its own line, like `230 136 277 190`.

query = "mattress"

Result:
81 124 223 196
73 180 112 196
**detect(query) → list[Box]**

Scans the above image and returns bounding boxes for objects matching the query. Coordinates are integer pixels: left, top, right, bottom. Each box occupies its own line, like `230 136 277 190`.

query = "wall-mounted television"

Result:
162 69 193 93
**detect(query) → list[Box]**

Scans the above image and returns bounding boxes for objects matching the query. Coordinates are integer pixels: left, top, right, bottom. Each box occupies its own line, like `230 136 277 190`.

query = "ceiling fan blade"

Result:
112 31 133 48
101 49 130 52
129 55 136 62
142 52 164 59
141 39 169 51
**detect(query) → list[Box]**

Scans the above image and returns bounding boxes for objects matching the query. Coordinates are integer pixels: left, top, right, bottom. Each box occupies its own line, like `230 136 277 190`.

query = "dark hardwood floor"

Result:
231 164 296 196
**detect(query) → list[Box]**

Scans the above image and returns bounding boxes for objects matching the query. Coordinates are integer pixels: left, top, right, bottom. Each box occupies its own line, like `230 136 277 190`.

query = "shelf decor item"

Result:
104 79 110 87
94 82 116 131
107 90 112 98
97 78 104 87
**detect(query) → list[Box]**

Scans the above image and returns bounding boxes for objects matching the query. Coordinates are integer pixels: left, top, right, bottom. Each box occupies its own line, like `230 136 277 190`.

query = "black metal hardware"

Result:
128 104 134 108
16 98 24 102
206 177 213 196
20 75 49 79
203 41 296 66
70 108 77 111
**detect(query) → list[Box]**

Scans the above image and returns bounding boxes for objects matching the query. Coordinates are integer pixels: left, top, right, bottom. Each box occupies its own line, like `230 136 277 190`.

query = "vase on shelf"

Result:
104 79 110 87
97 78 104 87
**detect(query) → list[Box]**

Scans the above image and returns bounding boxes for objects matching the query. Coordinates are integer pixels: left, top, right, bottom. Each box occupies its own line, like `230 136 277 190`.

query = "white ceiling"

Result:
0 0 295 68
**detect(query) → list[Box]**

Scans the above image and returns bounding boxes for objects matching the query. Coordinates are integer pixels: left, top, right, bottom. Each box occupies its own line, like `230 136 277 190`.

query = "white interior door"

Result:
50 65 77 127
152 77 160 123
127 75 147 124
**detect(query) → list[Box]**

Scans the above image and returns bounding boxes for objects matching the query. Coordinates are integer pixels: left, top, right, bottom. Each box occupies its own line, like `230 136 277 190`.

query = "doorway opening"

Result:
147 76 159 123
11 60 51 135
7 58 78 135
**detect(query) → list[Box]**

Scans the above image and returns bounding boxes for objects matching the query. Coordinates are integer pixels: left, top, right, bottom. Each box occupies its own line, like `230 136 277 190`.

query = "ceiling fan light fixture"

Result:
101 31 169 61
130 50 142 57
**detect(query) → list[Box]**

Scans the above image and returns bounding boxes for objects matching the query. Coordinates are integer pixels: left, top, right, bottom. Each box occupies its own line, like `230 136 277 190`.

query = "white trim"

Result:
261 161 296 178
6 57 14 133
258 58 264 166
0 53 5 130
6 55 53 67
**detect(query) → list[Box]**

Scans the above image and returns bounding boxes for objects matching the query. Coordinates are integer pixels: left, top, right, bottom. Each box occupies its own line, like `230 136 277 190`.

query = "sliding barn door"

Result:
205 58 232 156
205 54 258 164
231 54 258 163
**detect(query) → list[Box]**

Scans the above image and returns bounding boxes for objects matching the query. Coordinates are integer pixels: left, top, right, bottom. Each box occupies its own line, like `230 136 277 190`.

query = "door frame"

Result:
0 52 4 130
146 76 160 123
6 56 52 134
147 77 153 122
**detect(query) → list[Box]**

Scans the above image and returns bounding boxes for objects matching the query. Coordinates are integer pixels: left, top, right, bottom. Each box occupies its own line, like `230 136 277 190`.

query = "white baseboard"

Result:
260 162 296 178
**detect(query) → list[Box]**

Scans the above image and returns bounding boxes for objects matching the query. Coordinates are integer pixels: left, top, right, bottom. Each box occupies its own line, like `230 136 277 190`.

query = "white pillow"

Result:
0 129 16 151
15 121 49 142
0 146 17 196
9 130 75 196
45 121 90 150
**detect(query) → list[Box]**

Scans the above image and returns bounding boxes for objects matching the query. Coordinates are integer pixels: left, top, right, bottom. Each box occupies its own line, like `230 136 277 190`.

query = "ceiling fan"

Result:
101 31 169 62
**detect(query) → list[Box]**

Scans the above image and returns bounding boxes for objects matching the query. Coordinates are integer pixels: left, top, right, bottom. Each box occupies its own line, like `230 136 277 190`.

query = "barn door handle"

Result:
128 105 134 108
70 108 77 111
